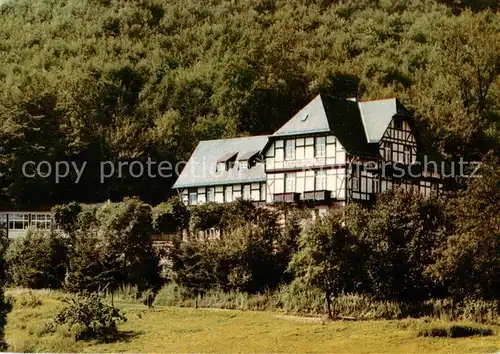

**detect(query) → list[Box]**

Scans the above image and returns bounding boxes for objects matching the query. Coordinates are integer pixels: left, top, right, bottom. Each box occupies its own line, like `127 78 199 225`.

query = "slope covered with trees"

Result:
0 0 498 207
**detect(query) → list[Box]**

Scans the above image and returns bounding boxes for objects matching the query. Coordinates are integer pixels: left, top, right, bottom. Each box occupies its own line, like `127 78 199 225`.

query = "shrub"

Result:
460 298 500 325
51 293 126 341
0 287 12 350
6 229 67 289
275 280 325 315
152 283 500 324
409 298 500 325
417 323 494 338
15 292 42 309
153 282 187 307
105 284 142 304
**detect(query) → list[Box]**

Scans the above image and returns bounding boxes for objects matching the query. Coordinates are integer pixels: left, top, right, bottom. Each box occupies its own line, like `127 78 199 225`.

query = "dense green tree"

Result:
5 229 67 289
362 190 446 301
64 228 115 293
96 198 161 291
0 225 7 285
175 201 287 293
0 226 9 350
213 221 281 293
0 0 498 207
425 155 500 299
63 198 161 292
289 209 357 318
52 201 82 234
152 196 189 235
409 10 500 158
172 240 214 307
188 202 225 236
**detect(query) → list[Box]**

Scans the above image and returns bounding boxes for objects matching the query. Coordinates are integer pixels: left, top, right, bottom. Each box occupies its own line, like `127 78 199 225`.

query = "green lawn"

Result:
5 289 500 353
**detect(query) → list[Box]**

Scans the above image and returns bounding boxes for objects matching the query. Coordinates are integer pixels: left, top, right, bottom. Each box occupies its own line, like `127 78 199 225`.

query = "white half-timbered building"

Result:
173 94 445 209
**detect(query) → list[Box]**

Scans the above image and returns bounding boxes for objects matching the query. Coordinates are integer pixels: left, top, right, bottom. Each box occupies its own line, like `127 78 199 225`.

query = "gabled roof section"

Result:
173 136 269 189
271 94 413 157
273 95 330 137
358 98 410 143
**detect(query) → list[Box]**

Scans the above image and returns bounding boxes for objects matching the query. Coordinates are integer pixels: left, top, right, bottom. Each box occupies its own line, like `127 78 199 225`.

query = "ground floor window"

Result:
8 213 29 230
30 214 52 229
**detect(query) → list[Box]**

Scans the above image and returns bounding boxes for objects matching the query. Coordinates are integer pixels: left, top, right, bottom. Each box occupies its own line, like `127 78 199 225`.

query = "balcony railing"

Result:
272 192 301 203
302 190 331 201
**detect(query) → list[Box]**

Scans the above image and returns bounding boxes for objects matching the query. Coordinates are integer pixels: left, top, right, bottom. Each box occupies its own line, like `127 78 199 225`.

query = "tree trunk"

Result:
325 291 332 319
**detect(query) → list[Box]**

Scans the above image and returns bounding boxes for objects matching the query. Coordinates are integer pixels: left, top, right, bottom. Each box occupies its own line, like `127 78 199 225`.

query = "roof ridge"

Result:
358 97 396 103
357 102 371 143
199 134 270 143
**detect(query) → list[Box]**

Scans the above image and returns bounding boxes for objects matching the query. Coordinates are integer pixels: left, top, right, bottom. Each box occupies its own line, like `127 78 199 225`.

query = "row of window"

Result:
216 159 257 172
351 173 379 194
381 179 439 196
182 183 267 205
283 136 328 160
267 169 346 197
380 141 416 164
0 213 54 230
268 136 338 161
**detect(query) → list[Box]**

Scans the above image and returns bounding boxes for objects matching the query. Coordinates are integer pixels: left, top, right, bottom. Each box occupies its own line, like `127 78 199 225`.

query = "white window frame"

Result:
352 177 359 191
285 173 296 193
315 171 327 190
315 137 326 158
207 187 215 202
285 140 296 160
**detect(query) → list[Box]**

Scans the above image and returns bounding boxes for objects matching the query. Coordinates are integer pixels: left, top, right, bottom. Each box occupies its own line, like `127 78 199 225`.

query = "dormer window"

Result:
237 150 261 170
217 152 238 172
217 162 227 172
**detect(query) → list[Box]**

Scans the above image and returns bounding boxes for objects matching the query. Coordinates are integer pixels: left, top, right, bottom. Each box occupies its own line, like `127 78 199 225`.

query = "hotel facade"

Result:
173 94 445 211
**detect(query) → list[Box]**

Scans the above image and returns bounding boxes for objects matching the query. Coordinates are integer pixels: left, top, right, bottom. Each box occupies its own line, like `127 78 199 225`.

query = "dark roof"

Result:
322 95 380 157
272 94 390 157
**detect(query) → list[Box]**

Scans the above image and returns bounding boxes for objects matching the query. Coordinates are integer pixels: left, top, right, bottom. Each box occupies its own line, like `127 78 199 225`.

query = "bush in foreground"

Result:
417 323 494 338
51 293 126 341
14 292 42 309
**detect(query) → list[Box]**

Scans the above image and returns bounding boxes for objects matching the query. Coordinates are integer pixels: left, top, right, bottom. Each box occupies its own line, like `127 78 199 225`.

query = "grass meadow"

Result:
4 289 500 353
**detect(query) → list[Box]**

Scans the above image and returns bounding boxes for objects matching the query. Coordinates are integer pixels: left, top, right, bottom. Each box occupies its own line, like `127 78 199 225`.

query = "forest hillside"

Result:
0 0 498 207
